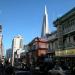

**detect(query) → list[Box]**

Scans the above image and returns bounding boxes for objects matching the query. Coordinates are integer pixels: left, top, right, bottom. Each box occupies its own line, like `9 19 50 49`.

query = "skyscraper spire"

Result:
45 5 47 15
41 5 50 38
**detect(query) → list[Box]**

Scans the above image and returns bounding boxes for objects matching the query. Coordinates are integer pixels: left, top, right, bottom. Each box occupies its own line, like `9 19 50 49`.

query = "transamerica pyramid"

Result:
41 5 50 38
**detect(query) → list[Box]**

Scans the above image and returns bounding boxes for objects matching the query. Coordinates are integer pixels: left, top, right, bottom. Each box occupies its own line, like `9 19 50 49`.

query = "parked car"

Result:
48 65 65 75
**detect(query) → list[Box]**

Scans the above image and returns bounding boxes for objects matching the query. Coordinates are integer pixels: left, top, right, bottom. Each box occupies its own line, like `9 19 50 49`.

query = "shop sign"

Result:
55 49 75 56
65 49 75 55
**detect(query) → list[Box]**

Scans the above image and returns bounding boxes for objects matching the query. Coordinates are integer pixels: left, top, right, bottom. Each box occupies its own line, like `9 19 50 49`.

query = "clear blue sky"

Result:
0 0 75 54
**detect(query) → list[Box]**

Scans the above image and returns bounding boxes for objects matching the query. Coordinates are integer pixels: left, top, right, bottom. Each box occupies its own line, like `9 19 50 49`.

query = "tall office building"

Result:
41 5 50 38
6 48 12 63
0 25 4 61
12 35 23 66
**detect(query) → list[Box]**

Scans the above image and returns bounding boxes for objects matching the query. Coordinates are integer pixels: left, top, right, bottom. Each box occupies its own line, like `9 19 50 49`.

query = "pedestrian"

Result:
5 60 14 75
72 66 75 75
0 60 4 75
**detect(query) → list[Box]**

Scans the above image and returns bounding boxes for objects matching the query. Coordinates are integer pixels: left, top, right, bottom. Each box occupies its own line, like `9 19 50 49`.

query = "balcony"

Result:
63 25 75 35
48 33 57 41
64 42 75 49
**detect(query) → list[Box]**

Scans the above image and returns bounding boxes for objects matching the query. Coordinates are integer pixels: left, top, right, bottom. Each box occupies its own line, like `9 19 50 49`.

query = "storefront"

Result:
55 49 75 56
55 49 75 66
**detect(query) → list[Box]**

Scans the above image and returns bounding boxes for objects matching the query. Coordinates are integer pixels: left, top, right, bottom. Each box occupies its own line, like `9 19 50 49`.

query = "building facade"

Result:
53 7 75 57
26 37 48 64
12 35 23 66
20 45 29 64
47 7 75 63
6 48 12 63
47 31 58 52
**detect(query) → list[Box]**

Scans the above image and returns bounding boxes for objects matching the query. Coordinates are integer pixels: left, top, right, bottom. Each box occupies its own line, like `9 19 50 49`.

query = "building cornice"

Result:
53 7 75 27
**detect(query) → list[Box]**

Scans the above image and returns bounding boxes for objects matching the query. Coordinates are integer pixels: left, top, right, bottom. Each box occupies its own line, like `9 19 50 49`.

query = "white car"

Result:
48 65 65 75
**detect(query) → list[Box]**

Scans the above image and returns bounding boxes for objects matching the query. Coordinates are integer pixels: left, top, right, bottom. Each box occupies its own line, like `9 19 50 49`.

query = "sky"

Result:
0 0 75 54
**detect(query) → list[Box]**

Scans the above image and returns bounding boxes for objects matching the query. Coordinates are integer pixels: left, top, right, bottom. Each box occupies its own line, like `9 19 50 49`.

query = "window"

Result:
32 45 36 50
73 36 75 42
39 42 47 48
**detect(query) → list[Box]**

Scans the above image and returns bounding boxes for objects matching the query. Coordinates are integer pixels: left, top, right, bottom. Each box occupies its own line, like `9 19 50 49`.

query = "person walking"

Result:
5 60 14 75
0 60 4 75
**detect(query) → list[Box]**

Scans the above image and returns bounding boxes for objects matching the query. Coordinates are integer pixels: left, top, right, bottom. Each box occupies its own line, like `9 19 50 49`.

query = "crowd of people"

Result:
0 59 75 75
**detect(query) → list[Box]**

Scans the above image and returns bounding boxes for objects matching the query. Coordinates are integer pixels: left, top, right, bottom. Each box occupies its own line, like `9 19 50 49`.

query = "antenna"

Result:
45 0 46 5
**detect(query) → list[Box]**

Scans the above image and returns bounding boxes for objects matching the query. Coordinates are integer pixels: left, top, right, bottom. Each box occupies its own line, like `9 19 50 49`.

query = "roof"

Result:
28 37 48 45
53 7 75 27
